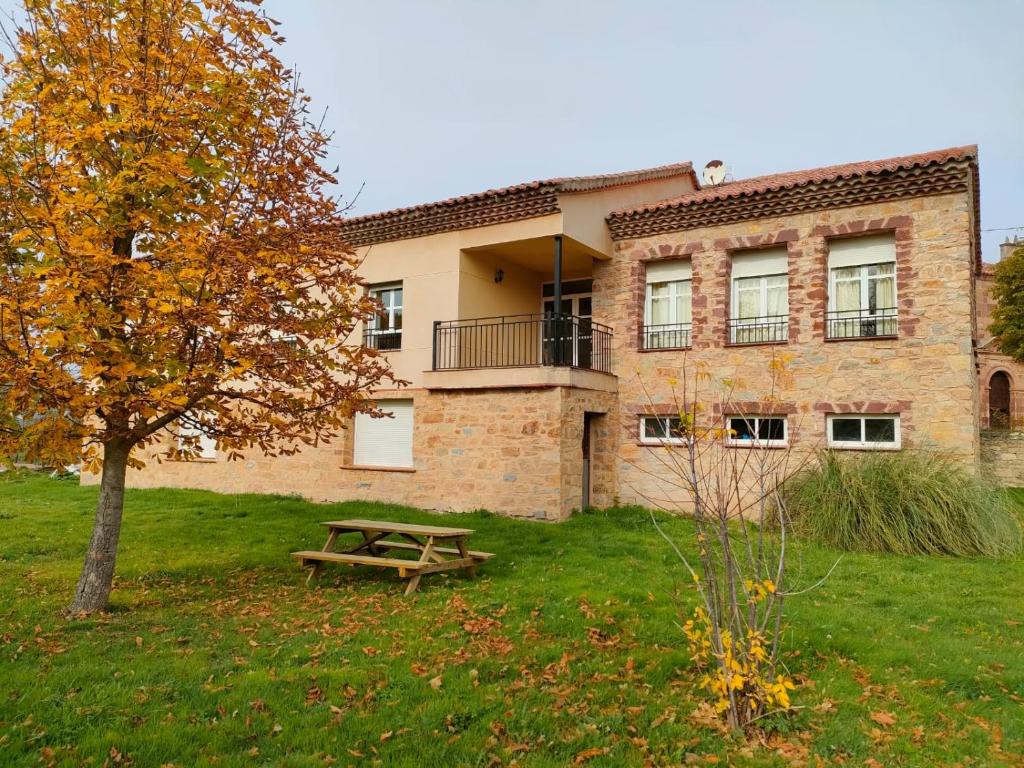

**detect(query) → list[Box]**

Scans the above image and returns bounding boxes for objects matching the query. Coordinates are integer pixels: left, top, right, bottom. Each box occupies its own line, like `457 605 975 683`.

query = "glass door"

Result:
542 294 592 367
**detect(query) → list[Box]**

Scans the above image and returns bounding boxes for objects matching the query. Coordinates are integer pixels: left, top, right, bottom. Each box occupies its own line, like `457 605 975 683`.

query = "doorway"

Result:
542 287 593 368
582 412 594 509
989 370 1012 429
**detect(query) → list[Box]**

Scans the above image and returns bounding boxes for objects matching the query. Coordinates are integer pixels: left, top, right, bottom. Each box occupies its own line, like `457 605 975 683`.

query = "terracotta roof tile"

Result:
607 145 981 270
339 162 696 247
612 146 977 217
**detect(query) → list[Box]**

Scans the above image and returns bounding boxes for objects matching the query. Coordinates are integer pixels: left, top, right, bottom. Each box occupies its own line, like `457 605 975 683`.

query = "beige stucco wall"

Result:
557 174 697 255
596 192 980 509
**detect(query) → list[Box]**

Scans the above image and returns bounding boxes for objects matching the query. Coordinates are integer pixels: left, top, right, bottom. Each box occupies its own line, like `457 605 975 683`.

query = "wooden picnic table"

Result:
292 519 494 595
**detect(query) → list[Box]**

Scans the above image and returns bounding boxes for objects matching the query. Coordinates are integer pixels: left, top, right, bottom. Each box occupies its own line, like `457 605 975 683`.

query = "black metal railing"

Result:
727 315 789 345
432 313 613 373
825 307 898 339
642 323 692 350
364 329 402 351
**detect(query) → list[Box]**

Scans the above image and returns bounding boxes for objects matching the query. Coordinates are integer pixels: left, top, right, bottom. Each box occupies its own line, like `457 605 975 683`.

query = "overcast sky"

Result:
261 0 1023 262
4 1 1022 260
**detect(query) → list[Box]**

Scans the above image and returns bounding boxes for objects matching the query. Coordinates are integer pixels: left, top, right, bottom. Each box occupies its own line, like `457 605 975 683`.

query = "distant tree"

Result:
991 243 1024 361
0 0 396 613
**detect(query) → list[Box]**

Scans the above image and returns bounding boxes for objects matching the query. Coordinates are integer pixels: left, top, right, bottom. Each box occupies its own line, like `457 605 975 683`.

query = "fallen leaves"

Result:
572 746 609 764
869 710 897 727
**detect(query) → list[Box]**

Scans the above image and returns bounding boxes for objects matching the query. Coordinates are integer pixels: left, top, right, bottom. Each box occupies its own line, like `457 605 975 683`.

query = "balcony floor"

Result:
422 366 617 393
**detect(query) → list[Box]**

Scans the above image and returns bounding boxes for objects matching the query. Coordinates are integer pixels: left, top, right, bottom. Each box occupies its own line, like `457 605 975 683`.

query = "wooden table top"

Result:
321 519 475 537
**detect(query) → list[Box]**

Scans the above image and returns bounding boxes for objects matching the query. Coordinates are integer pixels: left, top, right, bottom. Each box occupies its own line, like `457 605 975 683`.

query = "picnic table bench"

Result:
292 519 494 595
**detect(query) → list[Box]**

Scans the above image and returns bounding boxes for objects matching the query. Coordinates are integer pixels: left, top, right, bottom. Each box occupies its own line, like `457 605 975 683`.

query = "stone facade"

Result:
113 385 617 521
596 194 979 507
980 430 1024 487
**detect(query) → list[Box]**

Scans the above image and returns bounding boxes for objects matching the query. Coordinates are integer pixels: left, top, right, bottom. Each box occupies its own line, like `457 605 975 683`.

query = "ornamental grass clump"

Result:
782 451 1022 556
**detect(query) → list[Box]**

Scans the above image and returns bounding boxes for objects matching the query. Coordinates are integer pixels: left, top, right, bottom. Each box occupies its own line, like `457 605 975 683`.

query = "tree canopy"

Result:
990 243 1024 361
0 0 396 612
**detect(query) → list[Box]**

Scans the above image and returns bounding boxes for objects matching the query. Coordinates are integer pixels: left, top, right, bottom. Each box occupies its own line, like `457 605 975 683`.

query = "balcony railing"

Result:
825 307 898 340
642 323 692 350
432 313 612 373
727 315 789 345
364 329 402 351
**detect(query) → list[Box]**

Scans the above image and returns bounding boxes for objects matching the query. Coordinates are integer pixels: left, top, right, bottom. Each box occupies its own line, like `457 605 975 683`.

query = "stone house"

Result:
109 145 991 519
975 237 1024 486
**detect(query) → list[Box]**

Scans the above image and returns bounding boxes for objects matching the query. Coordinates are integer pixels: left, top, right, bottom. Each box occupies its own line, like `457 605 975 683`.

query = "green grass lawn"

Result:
0 472 1022 767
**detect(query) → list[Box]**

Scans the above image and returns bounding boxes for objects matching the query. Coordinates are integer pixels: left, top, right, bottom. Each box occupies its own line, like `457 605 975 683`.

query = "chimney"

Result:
1001 236 1023 262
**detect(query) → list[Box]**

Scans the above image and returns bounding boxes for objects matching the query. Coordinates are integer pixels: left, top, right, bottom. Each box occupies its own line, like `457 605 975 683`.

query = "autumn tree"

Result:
990 241 1024 361
0 0 396 613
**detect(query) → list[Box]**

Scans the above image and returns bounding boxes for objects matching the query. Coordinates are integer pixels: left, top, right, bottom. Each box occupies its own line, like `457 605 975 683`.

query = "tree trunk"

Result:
69 440 131 614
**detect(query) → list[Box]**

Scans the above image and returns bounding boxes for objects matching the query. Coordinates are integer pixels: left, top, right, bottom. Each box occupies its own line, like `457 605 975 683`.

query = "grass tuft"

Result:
781 450 1023 556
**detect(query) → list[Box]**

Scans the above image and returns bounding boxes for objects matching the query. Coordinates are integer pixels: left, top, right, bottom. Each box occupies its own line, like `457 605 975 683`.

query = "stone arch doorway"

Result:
989 370 1012 429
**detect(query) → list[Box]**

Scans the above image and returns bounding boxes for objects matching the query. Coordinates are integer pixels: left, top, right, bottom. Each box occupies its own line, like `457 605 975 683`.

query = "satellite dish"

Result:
702 160 726 186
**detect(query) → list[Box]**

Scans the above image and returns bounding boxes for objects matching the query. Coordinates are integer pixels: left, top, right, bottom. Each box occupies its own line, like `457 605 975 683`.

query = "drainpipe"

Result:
553 235 563 366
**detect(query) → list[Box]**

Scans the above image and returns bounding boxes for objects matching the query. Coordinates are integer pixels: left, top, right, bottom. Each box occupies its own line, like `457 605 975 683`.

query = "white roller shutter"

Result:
646 259 692 282
731 247 788 278
828 234 896 269
354 400 414 468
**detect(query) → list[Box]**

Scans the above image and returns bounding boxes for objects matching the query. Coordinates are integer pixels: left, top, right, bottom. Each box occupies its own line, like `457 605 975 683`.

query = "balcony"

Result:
825 307 898 340
432 313 612 374
642 322 692 351
727 315 789 345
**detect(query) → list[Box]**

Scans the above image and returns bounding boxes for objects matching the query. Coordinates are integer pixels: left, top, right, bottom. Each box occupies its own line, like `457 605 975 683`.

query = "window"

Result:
270 301 300 348
826 414 900 449
826 234 898 339
726 415 787 447
353 400 414 468
366 283 403 351
640 415 689 445
643 261 692 349
177 417 217 460
729 248 788 344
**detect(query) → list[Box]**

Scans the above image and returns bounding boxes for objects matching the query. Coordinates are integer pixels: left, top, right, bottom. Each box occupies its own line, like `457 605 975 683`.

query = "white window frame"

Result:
644 278 692 349
177 417 217 460
826 414 901 450
826 235 899 339
639 415 689 445
827 263 899 339
367 283 403 349
730 273 789 321
725 415 788 448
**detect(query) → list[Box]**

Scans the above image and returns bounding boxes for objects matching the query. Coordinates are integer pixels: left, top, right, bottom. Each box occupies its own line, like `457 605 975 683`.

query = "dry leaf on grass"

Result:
870 710 897 727
573 746 609 765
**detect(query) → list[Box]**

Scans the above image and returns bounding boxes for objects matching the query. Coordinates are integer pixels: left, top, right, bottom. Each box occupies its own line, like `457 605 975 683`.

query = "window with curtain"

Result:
643 260 692 349
827 235 898 338
729 248 788 344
